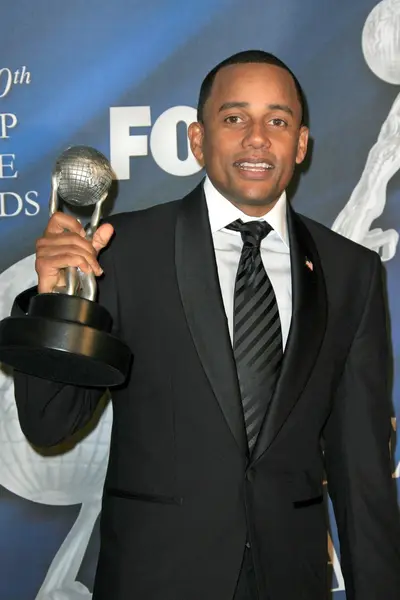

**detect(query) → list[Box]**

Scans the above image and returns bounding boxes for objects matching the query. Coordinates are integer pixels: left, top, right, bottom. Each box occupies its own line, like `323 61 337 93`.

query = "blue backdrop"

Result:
0 0 399 598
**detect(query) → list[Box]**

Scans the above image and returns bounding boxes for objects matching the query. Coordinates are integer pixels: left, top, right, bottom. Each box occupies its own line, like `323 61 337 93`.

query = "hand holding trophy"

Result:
0 146 131 387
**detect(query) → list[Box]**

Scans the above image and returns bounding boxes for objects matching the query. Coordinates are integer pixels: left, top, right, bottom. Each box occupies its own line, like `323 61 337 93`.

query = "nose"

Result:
242 121 271 149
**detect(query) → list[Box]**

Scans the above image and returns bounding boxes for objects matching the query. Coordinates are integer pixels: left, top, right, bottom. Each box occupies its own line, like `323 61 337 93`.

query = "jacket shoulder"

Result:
105 197 182 232
298 213 380 265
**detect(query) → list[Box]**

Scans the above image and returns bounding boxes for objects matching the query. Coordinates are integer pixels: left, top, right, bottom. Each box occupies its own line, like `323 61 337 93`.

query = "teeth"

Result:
237 162 273 170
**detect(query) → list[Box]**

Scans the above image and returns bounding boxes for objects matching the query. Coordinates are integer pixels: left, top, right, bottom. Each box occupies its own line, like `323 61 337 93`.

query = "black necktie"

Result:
227 219 283 452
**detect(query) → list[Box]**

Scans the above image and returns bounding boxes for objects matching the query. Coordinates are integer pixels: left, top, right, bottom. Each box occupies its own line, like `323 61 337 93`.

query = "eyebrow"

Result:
218 102 294 117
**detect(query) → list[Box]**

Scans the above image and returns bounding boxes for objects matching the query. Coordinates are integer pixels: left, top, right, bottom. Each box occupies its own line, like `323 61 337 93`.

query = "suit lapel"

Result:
175 184 248 456
251 204 328 464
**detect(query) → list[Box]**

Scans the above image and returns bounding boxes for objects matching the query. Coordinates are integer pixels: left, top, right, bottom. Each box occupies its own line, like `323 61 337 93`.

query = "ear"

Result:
295 125 309 165
188 122 205 167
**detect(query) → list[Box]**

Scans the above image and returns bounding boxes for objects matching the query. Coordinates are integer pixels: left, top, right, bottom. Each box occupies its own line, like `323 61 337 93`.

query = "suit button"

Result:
245 541 251 549
246 469 254 483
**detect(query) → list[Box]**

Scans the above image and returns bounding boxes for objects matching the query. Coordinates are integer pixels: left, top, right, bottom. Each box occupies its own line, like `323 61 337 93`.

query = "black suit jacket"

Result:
13 184 400 599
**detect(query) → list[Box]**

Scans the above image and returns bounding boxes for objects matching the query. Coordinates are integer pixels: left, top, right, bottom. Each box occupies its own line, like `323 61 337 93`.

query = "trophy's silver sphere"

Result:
54 146 113 207
362 0 400 84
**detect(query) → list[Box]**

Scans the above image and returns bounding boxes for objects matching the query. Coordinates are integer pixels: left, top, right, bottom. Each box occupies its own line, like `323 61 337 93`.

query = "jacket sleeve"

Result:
323 252 400 600
13 238 122 448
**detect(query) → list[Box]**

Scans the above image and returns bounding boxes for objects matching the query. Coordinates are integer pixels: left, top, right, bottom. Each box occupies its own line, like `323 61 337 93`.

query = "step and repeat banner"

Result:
1 0 400 598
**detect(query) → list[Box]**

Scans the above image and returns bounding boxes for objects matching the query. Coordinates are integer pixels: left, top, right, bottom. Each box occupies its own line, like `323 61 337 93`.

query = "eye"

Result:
269 118 287 127
224 115 243 124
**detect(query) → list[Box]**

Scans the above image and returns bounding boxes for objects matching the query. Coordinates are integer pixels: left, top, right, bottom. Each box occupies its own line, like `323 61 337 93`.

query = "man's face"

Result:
188 62 309 215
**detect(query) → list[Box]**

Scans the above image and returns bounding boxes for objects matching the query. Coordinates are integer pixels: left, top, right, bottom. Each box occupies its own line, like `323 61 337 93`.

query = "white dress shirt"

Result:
204 177 292 350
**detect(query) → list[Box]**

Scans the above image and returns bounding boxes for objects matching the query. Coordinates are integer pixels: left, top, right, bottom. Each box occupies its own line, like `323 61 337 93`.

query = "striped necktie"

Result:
226 219 283 452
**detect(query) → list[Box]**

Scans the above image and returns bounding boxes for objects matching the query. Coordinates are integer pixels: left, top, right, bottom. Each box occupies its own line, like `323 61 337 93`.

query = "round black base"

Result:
0 294 131 387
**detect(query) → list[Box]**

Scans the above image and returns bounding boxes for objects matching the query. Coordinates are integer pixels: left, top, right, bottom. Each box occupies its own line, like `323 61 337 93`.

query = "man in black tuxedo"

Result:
12 51 400 599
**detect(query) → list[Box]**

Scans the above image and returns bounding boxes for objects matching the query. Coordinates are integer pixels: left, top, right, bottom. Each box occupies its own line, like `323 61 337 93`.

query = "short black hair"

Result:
197 49 307 126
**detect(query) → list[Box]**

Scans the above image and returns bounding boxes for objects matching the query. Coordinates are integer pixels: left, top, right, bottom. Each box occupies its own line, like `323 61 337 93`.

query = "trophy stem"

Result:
78 194 108 301
85 193 108 241
49 172 60 217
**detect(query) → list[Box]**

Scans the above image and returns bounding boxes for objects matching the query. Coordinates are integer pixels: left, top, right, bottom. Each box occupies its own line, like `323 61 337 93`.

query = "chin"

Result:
238 195 278 207
234 182 279 204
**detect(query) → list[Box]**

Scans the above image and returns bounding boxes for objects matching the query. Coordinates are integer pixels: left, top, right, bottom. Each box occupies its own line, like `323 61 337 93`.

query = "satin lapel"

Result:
251 204 328 465
175 185 248 456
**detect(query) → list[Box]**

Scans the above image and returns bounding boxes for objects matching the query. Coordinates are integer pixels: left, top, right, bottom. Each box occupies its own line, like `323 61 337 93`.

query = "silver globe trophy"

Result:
0 146 131 387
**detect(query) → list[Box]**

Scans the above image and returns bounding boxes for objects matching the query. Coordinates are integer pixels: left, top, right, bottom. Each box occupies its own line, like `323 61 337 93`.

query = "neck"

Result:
230 198 279 218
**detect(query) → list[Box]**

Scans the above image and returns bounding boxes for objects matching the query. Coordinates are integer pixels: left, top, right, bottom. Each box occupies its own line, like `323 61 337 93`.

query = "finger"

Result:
45 212 86 237
36 245 103 276
36 254 95 278
37 243 100 269
36 253 95 294
36 232 97 258
92 223 114 254
38 276 65 295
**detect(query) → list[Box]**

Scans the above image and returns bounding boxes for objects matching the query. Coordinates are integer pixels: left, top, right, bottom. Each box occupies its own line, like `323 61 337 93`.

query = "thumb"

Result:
92 223 114 254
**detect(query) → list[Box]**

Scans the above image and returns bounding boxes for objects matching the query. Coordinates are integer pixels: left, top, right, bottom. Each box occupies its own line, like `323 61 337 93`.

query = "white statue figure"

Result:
0 254 113 600
1 2 400 598
332 0 400 261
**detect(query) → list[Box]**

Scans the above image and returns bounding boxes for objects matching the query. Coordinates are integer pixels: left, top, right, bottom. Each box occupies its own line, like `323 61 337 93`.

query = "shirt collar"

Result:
203 176 289 248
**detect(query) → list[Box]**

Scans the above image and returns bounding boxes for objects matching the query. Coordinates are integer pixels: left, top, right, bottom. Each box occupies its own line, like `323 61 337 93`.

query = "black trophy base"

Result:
0 293 131 387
